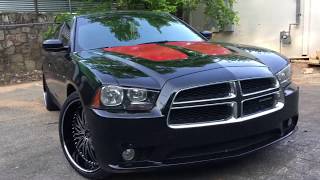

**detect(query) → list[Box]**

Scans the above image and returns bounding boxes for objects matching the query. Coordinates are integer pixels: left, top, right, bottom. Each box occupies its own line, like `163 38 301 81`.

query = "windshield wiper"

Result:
138 40 171 45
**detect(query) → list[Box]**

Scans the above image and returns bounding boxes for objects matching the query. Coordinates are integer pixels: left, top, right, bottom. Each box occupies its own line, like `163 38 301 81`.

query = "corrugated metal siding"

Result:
0 0 36 12
0 0 101 13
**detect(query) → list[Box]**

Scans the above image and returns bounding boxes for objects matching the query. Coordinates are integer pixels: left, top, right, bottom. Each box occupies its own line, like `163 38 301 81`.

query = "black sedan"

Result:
42 11 299 179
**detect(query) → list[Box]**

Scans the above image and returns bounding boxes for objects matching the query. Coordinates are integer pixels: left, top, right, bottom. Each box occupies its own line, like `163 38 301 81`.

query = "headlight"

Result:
96 85 159 111
276 64 291 86
127 88 147 102
100 86 124 106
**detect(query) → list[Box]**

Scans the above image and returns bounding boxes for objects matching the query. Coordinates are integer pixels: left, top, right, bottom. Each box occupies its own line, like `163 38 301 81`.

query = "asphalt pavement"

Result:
0 80 320 180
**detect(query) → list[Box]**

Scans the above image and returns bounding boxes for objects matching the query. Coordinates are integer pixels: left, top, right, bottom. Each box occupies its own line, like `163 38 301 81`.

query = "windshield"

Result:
76 12 204 51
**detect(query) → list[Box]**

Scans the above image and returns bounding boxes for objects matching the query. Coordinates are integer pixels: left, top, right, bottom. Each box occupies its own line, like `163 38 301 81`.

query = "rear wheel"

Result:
59 92 110 179
43 75 59 111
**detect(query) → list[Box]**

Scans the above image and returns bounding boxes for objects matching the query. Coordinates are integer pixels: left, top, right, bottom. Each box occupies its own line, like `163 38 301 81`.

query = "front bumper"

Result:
86 84 299 173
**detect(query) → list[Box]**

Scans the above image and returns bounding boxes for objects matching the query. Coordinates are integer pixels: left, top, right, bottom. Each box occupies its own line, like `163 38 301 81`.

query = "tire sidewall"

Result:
58 92 109 179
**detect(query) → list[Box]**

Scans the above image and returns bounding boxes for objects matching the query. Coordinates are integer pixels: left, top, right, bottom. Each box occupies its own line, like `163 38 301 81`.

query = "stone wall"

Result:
0 13 54 84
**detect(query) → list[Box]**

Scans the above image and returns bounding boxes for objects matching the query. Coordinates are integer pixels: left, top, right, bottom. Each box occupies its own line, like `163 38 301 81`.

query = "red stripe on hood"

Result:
104 44 188 62
166 41 231 55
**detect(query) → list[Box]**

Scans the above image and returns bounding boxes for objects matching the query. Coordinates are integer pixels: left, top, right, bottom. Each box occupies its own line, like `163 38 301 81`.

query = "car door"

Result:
48 22 73 106
43 23 62 103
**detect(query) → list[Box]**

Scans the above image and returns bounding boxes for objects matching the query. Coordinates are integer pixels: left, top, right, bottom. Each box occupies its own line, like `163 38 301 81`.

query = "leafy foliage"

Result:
113 0 239 30
43 13 73 39
45 0 238 39
204 0 239 30
84 12 174 42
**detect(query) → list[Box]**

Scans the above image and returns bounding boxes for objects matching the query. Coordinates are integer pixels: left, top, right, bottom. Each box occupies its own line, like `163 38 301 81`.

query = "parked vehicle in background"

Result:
42 11 299 179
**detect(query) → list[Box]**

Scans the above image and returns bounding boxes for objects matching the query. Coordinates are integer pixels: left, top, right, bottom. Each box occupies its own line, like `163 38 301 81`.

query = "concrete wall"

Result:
306 0 320 57
189 0 320 58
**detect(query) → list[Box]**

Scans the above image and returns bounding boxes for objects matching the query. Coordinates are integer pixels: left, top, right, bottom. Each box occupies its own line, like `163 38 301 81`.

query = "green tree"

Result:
46 0 238 38
115 0 239 30
74 0 238 29
204 0 238 30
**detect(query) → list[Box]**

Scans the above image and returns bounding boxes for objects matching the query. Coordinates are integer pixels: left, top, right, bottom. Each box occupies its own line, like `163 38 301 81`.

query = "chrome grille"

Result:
174 82 234 103
240 77 279 96
169 103 236 126
167 77 282 129
242 93 280 116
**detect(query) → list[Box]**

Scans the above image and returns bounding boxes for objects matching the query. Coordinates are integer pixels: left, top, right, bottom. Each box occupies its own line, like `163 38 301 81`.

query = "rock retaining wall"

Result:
0 13 54 85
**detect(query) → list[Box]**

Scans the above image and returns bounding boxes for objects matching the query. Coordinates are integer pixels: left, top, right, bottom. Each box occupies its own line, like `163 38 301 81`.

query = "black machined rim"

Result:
62 99 100 173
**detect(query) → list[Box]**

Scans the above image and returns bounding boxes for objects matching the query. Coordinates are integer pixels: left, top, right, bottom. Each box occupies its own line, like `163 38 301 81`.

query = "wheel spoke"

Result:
67 104 99 171
88 143 97 162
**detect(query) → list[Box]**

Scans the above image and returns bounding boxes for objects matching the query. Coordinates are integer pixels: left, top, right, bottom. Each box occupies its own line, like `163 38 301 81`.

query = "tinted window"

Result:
76 12 204 51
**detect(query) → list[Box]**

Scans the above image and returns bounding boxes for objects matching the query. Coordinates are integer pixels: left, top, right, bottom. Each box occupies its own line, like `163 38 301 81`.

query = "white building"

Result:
189 0 320 59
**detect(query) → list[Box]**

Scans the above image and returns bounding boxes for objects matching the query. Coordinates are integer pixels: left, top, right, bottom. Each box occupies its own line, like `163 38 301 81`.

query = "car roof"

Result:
77 10 171 19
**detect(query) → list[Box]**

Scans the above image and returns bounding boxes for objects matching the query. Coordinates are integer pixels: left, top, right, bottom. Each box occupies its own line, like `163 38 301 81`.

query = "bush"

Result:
44 0 238 38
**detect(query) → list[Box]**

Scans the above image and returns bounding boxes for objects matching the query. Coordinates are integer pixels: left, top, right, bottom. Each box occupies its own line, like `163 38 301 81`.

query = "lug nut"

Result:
122 149 135 161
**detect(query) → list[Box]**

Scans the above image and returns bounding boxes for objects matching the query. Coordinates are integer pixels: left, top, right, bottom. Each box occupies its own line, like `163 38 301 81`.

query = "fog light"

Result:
122 149 135 161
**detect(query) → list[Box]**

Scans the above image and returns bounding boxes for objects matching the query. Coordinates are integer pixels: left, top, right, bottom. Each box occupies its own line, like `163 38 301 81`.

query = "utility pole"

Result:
68 0 72 13
34 0 39 14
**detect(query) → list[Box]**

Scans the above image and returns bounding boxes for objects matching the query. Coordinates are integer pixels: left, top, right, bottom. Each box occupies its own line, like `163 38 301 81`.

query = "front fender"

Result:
67 54 103 107
233 44 289 73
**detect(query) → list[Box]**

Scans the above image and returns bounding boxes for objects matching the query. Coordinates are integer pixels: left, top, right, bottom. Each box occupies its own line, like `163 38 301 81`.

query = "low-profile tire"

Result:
59 92 110 179
43 76 59 111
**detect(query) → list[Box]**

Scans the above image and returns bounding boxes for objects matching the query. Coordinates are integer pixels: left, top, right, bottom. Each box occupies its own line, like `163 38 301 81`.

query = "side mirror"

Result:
201 31 213 40
42 39 68 52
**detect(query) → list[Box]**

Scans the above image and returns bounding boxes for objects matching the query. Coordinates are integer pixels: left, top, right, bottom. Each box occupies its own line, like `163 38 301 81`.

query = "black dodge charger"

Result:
42 11 299 179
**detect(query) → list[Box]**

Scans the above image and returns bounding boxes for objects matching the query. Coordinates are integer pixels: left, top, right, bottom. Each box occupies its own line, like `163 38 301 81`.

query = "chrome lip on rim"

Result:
43 92 47 107
61 99 100 173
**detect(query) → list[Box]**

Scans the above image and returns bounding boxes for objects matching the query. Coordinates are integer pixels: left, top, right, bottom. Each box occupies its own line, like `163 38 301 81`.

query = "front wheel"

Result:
59 92 110 179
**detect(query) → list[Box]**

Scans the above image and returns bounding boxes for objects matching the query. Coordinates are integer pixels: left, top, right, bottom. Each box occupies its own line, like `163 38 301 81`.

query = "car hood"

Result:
77 41 286 90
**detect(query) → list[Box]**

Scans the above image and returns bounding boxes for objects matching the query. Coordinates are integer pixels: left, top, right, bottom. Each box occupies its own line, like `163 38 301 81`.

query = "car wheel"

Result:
59 92 110 179
43 76 59 111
